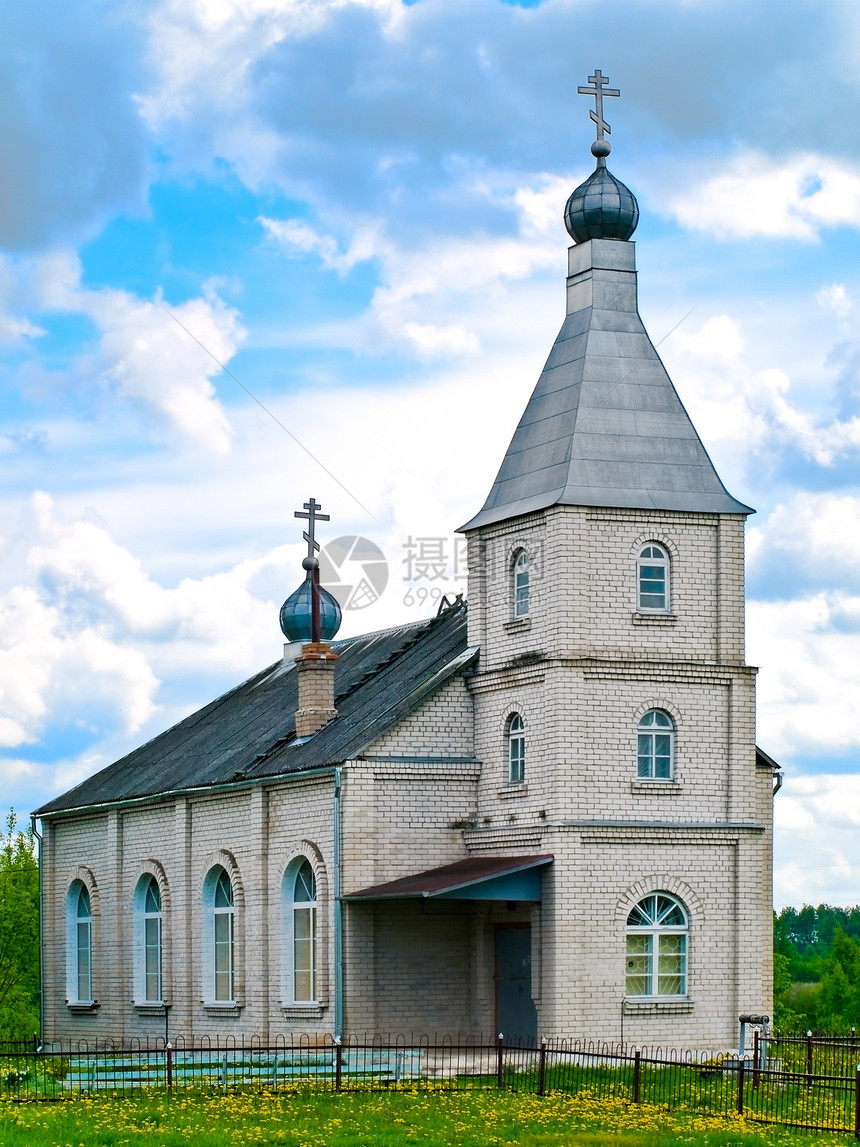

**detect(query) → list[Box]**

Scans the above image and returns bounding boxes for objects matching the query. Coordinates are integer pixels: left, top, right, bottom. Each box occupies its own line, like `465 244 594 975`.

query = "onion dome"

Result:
564 155 639 243
280 564 342 643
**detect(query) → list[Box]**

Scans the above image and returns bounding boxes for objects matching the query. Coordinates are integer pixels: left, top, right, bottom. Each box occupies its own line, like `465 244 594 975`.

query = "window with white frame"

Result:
637 709 674 779
134 874 163 1004
513 550 530 618
637 544 669 612
626 892 688 997
508 713 525 784
66 881 93 1003
285 859 318 1003
203 866 235 1004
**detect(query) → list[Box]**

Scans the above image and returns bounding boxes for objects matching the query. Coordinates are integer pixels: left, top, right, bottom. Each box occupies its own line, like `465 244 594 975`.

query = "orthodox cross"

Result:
295 497 330 562
577 68 620 142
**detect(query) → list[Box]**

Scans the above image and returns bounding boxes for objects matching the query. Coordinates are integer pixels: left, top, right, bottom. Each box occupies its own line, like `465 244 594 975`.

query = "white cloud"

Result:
774 775 860 907
817 283 853 321
513 175 575 239
1 251 243 453
751 493 860 583
666 153 860 241
748 593 860 762
400 321 480 356
666 313 860 470
258 216 380 274
260 185 561 358
0 491 302 773
139 0 403 139
366 229 558 356
86 287 241 454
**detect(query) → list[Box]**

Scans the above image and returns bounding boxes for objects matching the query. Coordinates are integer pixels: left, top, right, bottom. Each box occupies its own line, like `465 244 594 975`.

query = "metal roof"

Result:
461 238 753 531
345 854 554 901
35 603 475 817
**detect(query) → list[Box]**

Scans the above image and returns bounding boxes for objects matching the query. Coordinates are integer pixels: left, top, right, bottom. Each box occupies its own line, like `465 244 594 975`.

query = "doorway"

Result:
495 924 537 1043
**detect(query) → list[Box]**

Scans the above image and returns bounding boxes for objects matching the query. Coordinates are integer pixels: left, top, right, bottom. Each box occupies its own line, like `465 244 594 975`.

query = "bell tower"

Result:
458 71 771 1046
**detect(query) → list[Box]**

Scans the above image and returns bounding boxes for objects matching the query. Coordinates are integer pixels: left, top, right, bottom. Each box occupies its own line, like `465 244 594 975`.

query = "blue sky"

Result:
2 0 860 907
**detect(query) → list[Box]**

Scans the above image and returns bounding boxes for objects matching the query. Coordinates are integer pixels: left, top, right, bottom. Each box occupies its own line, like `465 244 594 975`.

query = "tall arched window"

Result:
66 881 93 1003
203 866 235 1004
285 859 318 1003
513 550 530 618
134 874 163 1003
637 544 669 612
626 893 688 997
637 709 674 779
508 713 525 784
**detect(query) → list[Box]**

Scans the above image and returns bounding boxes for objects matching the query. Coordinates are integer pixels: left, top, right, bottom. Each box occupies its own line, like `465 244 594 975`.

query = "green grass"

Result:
0 1087 854 1147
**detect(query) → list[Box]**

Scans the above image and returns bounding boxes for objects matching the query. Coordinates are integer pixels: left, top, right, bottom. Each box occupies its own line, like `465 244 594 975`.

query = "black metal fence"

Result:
2 1033 859 1136
768 1031 860 1079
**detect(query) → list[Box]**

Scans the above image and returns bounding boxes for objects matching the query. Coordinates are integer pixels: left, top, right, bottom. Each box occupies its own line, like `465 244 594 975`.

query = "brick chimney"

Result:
294 642 339 737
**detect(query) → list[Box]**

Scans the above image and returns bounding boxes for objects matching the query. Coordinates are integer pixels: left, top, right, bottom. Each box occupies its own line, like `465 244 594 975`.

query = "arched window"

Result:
513 550 530 618
637 544 669 612
66 881 93 1003
203 866 235 1004
626 893 688 997
508 713 525 784
637 709 674 779
285 859 318 1004
134 875 163 1003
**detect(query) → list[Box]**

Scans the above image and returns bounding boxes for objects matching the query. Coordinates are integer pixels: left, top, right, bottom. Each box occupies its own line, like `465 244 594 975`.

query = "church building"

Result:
35 74 777 1049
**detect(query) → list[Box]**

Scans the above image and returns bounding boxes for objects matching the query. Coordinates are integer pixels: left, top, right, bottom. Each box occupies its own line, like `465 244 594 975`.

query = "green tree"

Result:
817 929 860 1029
772 951 802 1028
0 810 40 1040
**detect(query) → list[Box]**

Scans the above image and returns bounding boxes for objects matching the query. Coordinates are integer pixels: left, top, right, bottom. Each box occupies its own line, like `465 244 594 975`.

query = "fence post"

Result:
166 1043 173 1092
538 1037 548 1097
736 1058 745 1116
632 1049 641 1104
753 1029 760 1091
854 1064 860 1140
807 1030 814 1081
335 1037 343 1092
496 1034 504 1090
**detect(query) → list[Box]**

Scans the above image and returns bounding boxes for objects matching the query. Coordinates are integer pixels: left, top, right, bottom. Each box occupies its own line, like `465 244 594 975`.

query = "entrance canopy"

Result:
345 855 553 902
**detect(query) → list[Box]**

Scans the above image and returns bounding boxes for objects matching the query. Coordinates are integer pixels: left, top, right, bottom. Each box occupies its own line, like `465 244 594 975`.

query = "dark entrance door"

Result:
495 925 537 1044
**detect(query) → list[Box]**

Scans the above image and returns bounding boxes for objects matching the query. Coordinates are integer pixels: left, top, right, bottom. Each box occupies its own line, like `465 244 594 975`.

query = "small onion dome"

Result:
564 164 639 243
279 572 343 643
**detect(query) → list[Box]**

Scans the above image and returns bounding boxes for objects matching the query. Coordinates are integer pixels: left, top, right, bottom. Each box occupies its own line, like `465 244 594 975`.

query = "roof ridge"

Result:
331 612 437 648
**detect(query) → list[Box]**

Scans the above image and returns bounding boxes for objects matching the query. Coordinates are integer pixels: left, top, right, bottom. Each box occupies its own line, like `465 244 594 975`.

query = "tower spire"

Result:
459 78 752 533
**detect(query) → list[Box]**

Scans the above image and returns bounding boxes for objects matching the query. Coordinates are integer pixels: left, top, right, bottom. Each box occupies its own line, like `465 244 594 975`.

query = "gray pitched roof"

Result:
461 238 752 531
35 604 475 817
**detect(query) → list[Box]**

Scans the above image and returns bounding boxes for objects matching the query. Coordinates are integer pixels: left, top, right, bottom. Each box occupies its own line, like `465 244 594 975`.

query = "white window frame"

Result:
508 713 525 784
66 881 93 1004
203 866 235 1005
637 709 675 780
283 858 319 1005
637 544 670 612
625 892 688 999
133 874 163 1004
513 550 530 618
